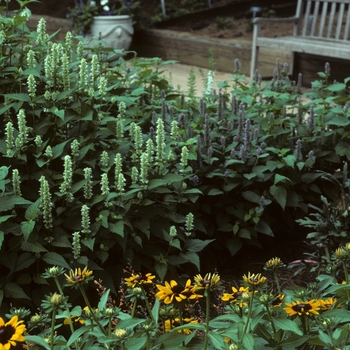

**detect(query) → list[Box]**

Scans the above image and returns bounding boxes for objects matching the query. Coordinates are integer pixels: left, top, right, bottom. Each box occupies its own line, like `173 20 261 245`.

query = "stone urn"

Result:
86 15 134 57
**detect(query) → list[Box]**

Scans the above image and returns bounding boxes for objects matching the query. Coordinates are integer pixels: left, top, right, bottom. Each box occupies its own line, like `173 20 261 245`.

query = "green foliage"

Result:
2 0 350 315
216 16 233 30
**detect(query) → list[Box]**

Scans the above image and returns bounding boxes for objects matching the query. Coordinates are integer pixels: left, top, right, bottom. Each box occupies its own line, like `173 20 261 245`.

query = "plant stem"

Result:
273 270 281 294
131 299 137 318
242 289 254 338
141 287 155 322
203 290 211 350
342 260 349 283
265 305 276 335
79 285 106 335
50 309 56 350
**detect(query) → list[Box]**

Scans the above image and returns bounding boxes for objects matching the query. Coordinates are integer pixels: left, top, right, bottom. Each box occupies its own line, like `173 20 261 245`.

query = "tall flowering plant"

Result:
67 0 139 35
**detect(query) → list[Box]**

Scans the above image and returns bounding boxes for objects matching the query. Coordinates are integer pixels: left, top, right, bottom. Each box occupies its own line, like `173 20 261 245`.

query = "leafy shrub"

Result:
2 0 350 313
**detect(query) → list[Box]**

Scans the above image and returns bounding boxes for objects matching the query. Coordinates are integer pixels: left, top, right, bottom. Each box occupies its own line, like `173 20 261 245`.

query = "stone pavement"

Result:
159 62 237 95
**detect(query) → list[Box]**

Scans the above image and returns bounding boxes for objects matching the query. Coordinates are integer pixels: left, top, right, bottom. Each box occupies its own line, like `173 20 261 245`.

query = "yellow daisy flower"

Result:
284 300 320 317
265 257 284 270
319 298 337 310
221 286 249 307
0 315 26 349
243 272 267 286
65 266 93 285
164 317 198 334
193 273 220 290
155 279 203 304
124 272 155 288
271 294 285 307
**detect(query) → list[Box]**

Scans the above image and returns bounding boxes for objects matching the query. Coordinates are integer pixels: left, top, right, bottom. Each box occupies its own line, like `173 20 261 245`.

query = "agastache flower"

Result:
39 176 53 229
83 167 93 200
81 205 91 235
12 169 21 196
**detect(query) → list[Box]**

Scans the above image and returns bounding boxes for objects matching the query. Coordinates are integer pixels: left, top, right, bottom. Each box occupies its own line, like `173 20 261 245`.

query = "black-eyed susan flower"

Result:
124 272 155 288
64 267 93 286
0 315 26 349
194 273 221 291
271 294 285 307
319 298 337 310
264 257 285 270
155 279 203 304
284 300 320 317
243 272 267 287
335 247 348 260
164 317 198 334
221 286 249 308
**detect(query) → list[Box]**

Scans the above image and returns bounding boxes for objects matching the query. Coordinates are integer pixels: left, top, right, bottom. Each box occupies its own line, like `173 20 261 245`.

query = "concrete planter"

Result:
86 15 134 52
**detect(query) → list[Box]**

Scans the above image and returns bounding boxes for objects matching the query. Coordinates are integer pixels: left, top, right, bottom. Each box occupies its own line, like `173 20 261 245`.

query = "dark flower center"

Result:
0 325 15 345
292 303 312 312
172 285 184 294
234 292 242 298
74 275 82 281
203 280 210 285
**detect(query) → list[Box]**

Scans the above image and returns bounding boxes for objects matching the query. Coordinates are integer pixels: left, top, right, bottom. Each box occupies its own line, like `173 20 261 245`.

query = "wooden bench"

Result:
250 0 350 79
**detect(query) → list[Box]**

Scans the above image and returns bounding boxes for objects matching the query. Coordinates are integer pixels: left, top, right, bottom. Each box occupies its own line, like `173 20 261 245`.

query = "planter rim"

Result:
92 15 131 19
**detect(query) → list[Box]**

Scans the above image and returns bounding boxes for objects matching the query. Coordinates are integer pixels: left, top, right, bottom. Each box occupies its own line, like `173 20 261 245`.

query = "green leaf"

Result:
81 238 95 251
24 199 40 220
116 317 146 330
328 116 350 126
4 93 31 102
66 326 93 348
109 221 124 237
125 337 147 350
42 252 71 269
21 220 35 241
274 174 292 185
0 166 8 181
152 332 187 348
152 297 160 324
155 262 167 281
208 331 226 349
180 252 200 270
269 185 287 210
25 336 50 349
279 335 308 348
254 220 273 236
21 241 48 253
238 228 251 239
98 288 110 312
0 196 32 212
51 139 71 159
242 191 261 204
0 232 4 250
282 154 296 167
4 282 30 299
243 333 255 350
14 253 36 272
326 82 346 92
0 215 14 224
274 318 302 335
226 237 243 256
49 107 65 120
184 238 215 253
207 188 223 196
